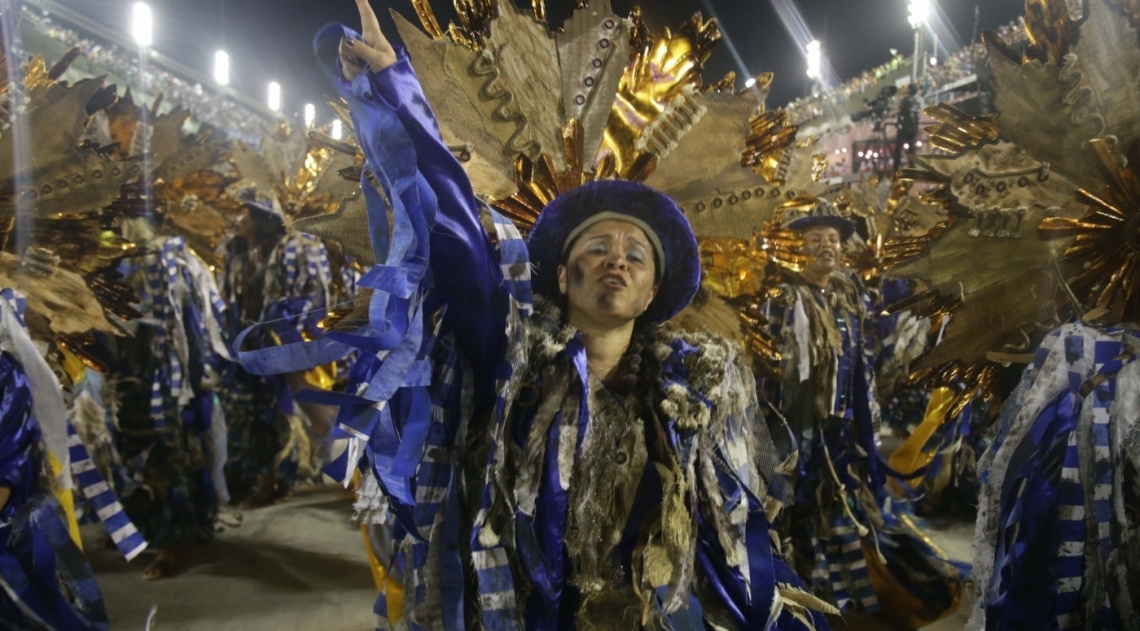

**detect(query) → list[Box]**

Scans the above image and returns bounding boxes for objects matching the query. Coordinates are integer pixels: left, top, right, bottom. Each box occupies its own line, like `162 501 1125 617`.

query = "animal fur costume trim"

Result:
482 296 787 623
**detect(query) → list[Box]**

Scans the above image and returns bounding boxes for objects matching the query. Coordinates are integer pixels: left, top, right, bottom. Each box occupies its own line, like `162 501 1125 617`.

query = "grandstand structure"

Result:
793 17 1032 180
2 0 277 142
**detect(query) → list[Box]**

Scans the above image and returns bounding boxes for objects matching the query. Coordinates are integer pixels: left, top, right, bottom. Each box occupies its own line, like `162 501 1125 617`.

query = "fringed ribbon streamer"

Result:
65 422 147 561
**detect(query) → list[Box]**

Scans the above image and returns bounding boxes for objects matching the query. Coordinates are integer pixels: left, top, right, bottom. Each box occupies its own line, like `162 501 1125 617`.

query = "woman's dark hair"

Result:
230 206 286 258
248 207 286 248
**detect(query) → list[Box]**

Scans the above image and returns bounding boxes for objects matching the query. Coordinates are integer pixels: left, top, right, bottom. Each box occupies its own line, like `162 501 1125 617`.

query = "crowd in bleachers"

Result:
21 9 270 141
785 16 1032 126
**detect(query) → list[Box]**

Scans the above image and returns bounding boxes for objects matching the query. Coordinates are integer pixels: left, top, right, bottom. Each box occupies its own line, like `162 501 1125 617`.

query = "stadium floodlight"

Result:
268 81 282 112
908 0 931 29
304 104 316 129
806 40 822 80
132 3 153 47
214 51 230 86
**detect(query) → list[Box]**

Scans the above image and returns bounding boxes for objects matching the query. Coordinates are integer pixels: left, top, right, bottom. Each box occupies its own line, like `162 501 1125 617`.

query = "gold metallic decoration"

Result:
84 266 143 323
448 0 495 50
881 220 953 268
411 0 446 39
699 238 768 299
56 333 111 376
810 152 828 183
1024 0 1076 64
758 225 808 273
491 119 601 233
908 361 997 422
0 149 146 220
740 109 800 185
17 214 139 276
294 190 376 267
0 77 110 183
1040 139 1140 319
600 13 720 176
0 252 118 336
704 72 738 94
922 103 999 155
21 55 54 93
735 293 782 374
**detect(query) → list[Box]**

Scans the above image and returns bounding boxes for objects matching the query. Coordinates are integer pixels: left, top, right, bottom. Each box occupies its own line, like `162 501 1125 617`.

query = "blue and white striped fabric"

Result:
125 236 231 439
490 211 533 319
66 422 147 561
976 322 1140 631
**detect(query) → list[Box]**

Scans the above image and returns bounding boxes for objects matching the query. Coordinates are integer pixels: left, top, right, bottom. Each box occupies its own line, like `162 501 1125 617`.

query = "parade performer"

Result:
0 290 109 630
878 1 1140 627
112 221 232 579
759 199 967 627
221 190 330 506
237 1 834 628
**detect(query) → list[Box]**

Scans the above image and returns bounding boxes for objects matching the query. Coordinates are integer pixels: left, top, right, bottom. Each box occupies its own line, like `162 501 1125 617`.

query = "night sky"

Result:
55 0 1028 121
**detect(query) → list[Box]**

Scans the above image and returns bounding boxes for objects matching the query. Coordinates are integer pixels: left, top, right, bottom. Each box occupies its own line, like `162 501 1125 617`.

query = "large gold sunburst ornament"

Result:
1040 139 1140 319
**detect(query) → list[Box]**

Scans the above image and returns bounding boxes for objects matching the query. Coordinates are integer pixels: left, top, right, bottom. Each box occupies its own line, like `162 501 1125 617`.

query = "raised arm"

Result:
334 0 509 375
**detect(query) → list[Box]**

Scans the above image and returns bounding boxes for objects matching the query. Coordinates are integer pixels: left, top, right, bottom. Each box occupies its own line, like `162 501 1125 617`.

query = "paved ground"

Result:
88 485 976 631
84 486 376 631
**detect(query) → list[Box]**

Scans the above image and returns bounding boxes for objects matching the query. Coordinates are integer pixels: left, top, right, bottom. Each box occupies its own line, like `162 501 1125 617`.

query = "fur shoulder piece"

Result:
652 328 743 432
523 296 578 366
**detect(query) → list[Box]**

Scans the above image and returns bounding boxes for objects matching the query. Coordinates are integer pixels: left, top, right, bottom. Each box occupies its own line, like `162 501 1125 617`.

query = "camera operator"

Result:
894 83 923 170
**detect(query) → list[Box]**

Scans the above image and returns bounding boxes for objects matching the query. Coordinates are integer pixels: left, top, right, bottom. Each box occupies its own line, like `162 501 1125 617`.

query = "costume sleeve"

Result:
344 48 509 376
0 351 40 520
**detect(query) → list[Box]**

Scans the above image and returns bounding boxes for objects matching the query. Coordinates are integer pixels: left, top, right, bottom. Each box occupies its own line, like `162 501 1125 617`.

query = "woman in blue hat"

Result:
241 1 834 628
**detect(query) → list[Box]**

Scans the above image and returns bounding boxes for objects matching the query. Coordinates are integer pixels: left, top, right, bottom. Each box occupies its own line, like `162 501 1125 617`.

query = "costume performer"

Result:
237 2 834 628
875 1 1140 627
0 290 109 630
222 190 331 505
112 225 232 579
759 201 967 627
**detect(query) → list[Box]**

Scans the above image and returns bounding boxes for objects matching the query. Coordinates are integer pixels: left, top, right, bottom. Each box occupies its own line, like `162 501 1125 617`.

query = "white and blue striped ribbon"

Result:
285 242 299 289
67 422 148 561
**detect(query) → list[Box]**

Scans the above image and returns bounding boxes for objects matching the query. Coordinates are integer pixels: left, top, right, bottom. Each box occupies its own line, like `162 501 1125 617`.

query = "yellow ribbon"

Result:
888 387 955 497
353 470 404 623
47 451 83 550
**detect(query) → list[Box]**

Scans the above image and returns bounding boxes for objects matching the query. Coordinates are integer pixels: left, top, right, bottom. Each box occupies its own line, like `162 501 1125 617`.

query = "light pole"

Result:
267 81 282 113
908 0 931 83
214 50 230 86
132 2 153 48
806 39 823 96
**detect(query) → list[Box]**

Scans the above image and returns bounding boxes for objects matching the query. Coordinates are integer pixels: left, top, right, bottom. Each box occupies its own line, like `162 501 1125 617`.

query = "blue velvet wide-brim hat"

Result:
526 180 700 325
787 215 856 241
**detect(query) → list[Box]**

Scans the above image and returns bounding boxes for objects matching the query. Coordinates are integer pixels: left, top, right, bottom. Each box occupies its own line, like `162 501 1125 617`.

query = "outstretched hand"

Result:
340 0 397 81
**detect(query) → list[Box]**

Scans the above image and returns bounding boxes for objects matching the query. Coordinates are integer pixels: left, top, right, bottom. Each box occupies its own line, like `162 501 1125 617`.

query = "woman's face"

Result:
803 226 842 276
558 219 659 328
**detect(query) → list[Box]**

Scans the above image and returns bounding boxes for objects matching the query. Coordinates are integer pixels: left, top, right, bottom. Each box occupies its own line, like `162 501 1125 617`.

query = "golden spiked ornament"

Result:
1040 139 1140 320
